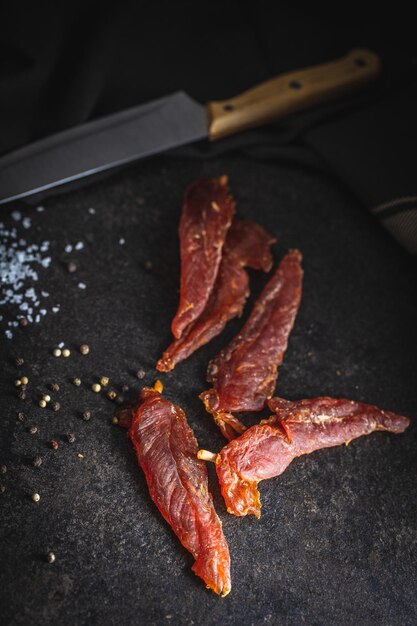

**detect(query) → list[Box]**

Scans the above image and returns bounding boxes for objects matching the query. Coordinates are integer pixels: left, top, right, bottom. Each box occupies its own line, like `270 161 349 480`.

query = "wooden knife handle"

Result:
206 48 381 141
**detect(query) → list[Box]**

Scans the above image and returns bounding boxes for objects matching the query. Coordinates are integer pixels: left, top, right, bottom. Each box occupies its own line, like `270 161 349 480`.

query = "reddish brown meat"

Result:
171 176 235 339
200 249 303 440
214 396 410 517
157 220 275 372
129 384 231 596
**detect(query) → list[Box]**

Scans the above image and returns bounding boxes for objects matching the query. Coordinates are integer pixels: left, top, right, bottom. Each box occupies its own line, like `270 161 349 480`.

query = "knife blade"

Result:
0 48 380 205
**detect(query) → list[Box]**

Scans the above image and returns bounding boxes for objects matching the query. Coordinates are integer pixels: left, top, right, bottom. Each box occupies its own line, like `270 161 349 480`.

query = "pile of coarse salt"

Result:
0 207 60 340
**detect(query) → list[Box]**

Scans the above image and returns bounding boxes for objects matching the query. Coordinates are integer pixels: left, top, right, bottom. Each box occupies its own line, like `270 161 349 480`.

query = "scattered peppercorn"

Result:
29 425 38 435
15 379 22 387
79 344 89 355
15 357 24 367
43 394 51 403
0 465 7 475
67 261 77 273
67 433 76 444
115 396 124 405
18 390 27 400
51 440 59 451
0 485 6 494
21 376 29 385
39 399 47 408
46 551 56 563
82 410 92 421
92 383 101 393
62 348 71 358
31 492 40 502
51 401 60 412
19 317 28 327
53 348 62 357
111 416 119 425
144 260 153 270
121 384 129 393
17 412 25 422
32 455 43 468
72 377 81 386
49 383 60 392
136 368 146 379
107 389 117 400
20 384 27 391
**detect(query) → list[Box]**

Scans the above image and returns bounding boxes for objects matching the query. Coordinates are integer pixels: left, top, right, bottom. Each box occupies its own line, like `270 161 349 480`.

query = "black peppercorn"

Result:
121 384 129 393
15 357 24 367
51 401 60 412
18 390 27 400
29 425 38 435
19 317 28 327
82 410 92 421
32 456 43 468
115 396 124 405
136 368 146 380
49 383 60 392
0 485 6 494
17 412 25 422
0 465 7 475
67 433 76 444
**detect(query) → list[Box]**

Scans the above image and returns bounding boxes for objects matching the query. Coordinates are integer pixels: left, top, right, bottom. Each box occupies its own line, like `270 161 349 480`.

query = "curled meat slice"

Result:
171 176 235 339
210 396 410 517
200 249 303 440
129 384 231 596
157 219 275 372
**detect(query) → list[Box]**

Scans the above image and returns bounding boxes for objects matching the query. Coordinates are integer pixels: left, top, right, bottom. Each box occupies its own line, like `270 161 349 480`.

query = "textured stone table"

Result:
1 155 416 625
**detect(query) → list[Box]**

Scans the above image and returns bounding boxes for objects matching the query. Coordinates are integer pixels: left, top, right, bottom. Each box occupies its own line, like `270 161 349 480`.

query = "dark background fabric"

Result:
0 3 416 625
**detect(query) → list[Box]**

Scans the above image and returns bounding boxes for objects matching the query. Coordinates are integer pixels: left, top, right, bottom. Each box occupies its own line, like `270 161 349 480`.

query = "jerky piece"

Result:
157 220 275 372
200 249 303 440
129 383 231 596
212 396 410 517
171 176 235 339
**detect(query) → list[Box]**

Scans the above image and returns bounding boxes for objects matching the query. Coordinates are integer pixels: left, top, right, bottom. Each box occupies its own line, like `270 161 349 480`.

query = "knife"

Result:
0 48 380 205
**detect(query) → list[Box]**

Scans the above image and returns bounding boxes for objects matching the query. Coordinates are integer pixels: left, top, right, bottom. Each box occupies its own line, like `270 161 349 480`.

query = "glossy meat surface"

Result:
157 220 275 372
200 249 303 438
130 386 231 596
216 396 410 517
171 176 235 339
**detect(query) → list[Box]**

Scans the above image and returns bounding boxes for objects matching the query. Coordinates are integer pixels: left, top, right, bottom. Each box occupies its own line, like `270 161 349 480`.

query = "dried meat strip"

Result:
200 249 303 440
207 396 409 517
157 219 275 372
129 383 231 596
171 176 235 340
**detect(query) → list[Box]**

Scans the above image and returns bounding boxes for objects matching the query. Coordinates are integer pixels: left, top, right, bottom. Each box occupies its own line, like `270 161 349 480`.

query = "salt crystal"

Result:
35 314 40 323
36 206 45 212
88 207 96 215
119 238 126 245
41 291 49 297
5 330 13 339
65 244 73 253
22 217 31 229
52 306 60 313
78 282 86 289
75 242 84 250
58 342 64 348
11 211 21 221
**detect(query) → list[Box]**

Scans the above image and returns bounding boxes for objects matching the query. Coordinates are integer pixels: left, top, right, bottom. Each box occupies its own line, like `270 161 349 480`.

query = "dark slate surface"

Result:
0 155 416 626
